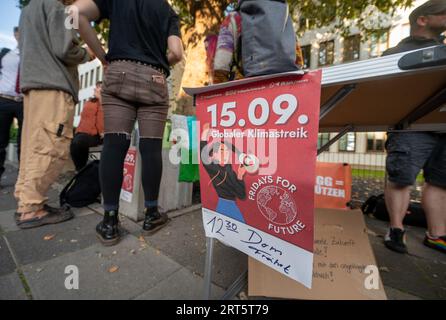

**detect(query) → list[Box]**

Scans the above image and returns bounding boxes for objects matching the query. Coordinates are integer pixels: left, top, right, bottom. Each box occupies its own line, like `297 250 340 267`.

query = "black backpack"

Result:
60 160 101 208
361 194 427 228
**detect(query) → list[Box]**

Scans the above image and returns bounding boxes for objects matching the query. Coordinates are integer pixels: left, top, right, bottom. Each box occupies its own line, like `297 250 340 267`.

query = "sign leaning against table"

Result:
120 148 137 203
196 71 322 288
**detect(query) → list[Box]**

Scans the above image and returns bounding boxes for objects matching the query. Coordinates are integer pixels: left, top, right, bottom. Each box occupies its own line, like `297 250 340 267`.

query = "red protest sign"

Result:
120 148 137 203
315 162 352 210
196 71 322 288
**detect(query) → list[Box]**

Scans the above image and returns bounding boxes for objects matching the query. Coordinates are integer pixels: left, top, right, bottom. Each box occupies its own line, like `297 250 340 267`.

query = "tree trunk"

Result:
172 10 221 115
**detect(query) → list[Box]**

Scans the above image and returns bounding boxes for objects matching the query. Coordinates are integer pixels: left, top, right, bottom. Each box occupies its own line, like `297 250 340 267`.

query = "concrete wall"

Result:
118 148 193 222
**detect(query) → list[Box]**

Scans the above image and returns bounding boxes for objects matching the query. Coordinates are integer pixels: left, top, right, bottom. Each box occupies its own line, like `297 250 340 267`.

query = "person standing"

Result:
70 81 104 171
212 2 304 84
0 27 22 187
383 0 446 254
74 0 184 246
212 6 243 84
15 0 93 229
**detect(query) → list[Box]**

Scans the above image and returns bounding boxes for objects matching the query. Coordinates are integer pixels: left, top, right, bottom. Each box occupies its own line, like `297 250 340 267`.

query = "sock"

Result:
145 206 159 217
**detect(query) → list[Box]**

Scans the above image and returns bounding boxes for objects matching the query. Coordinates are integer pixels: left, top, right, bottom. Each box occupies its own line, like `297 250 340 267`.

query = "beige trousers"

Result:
15 90 75 214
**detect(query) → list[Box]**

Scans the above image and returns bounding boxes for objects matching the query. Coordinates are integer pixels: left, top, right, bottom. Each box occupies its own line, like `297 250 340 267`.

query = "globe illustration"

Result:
257 186 298 225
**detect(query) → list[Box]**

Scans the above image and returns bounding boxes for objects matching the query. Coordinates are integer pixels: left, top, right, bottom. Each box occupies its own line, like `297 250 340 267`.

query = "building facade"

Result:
75 60 103 127
300 0 427 170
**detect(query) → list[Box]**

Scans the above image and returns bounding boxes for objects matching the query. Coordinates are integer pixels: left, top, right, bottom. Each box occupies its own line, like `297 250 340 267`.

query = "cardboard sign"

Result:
248 209 387 300
120 148 137 203
196 71 322 288
315 162 352 209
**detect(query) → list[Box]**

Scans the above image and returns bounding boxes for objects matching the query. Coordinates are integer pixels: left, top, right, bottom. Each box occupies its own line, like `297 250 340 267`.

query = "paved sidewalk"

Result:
0 163 445 300
0 163 243 300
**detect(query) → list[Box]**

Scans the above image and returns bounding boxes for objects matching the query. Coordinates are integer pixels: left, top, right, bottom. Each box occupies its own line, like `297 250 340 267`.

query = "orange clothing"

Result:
76 99 104 136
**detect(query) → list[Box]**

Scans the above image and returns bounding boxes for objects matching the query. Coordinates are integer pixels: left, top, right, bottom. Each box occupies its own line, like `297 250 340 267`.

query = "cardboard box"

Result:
248 208 387 300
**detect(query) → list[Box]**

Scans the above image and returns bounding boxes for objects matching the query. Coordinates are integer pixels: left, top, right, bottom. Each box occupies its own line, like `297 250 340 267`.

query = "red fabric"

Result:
204 34 218 73
76 100 104 136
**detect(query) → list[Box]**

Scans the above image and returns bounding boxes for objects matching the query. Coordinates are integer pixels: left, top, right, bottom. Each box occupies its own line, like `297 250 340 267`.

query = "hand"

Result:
242 155 254 167
213 70 231 84
237 164 247 180
201 123 211 141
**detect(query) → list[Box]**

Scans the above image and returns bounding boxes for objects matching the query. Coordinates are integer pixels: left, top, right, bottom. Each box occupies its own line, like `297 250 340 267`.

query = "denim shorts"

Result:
101 60 169 139
386 132 446 188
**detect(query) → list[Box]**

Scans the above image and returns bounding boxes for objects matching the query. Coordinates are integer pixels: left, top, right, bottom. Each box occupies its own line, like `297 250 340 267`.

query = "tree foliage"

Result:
18 0 415 36
18 0 29 8
169 0 415 37
17 0 416 108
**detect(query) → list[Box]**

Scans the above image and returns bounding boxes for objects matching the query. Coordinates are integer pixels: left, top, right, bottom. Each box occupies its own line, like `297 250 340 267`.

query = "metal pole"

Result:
319 84 356 120
317 125 354 156
203 237 215 300
221 270 248 300
394 87 446 130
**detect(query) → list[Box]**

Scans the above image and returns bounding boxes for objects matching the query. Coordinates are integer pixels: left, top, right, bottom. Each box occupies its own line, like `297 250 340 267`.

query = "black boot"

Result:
142 207 169 236
96 210 120 246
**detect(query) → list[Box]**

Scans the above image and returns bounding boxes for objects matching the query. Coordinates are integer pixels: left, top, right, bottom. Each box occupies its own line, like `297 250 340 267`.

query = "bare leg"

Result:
422 183 446 237
385 181 411 229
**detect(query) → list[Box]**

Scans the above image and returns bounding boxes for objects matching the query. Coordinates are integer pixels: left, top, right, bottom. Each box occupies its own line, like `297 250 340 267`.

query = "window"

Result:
84 73 88 88
343 35 361 62
301 45 312 69
95 66 101 83
299 17 308 30
338 132 356 152
90 70 95 87
367 132 386 152
318 40 335 67
80 75 84 89
317 133 330 150
370 30 389 58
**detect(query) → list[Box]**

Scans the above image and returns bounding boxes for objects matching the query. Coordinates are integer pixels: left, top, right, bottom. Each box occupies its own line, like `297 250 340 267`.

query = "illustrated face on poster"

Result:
195 71 322 287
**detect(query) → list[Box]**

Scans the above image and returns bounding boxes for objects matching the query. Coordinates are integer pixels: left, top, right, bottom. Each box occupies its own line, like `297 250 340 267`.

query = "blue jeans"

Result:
216 198 245 223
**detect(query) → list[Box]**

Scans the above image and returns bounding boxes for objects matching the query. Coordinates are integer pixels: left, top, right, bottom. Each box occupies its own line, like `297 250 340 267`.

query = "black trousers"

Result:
70 133 102 171
0 97 23 179
100 134 163 212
